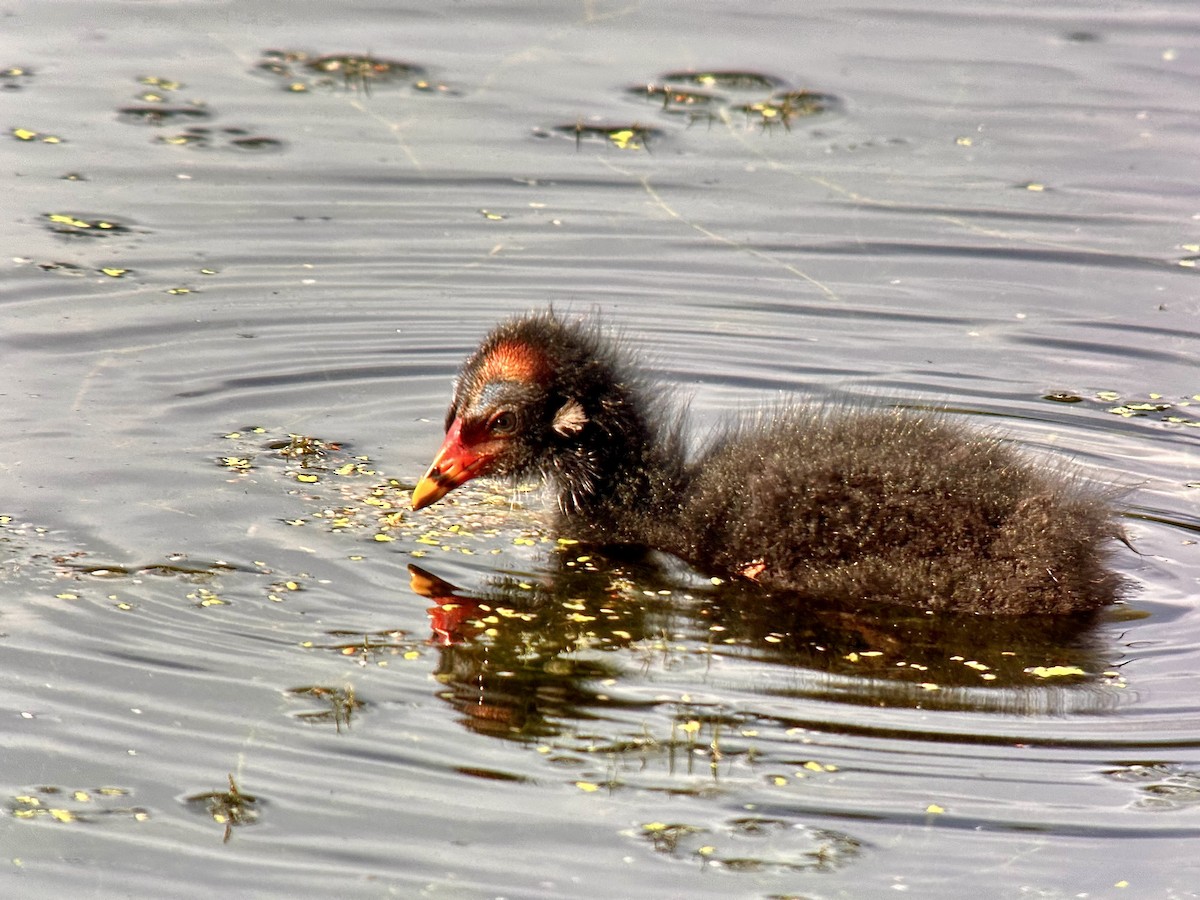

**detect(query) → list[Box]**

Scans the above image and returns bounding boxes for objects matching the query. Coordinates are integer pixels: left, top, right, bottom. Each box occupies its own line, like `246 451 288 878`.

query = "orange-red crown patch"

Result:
477 340 551 385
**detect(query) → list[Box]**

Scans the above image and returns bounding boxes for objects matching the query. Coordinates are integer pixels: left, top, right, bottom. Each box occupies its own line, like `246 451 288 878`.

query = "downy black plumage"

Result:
412 312 1124 615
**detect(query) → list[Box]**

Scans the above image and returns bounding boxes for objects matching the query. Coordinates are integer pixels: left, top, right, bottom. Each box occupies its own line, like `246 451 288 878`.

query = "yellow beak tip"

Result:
410 477 445 511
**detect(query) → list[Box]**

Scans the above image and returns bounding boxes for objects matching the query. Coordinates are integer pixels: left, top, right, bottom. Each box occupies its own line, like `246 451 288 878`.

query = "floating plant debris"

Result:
42 213 134 238
228 135 285 151
544 122 660 151
626 84 724 118
218 425 534 558
589 69 841 148
185 775 260 843
119 75 275 149
302 629 423 664
2 66 33 90
253 49 432 93
12 126 63 143
1103 762 1200 812
413 79 458 95
37 261 89 276
286 685 364 731
255 48 309 77
1043 391 1084 403
1025 664 1089 679
157 126 284 152
635 815 862 873
8 785 148 824
268 433 344 462
157 131 206 147
306 53 423 84
737 90 838 129
658 70 786 91
1050 390 1200 427
137 75 184 91
62 559 237 582
117 105 212 126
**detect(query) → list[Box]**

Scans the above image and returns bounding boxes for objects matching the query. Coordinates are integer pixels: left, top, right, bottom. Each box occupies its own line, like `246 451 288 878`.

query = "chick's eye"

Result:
488 411 517 434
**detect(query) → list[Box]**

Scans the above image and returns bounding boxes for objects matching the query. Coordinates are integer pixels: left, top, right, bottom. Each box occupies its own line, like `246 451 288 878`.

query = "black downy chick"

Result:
412 312 1124 615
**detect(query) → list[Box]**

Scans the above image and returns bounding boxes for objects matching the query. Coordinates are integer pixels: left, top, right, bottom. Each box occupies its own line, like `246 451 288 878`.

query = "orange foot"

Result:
739 559 767 582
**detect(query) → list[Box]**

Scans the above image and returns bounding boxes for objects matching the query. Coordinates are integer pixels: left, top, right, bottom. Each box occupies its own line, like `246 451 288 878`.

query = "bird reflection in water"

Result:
408 552 1132 739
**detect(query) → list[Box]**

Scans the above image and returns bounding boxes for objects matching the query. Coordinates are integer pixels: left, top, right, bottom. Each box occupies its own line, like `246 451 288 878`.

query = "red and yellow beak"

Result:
411 418 489 511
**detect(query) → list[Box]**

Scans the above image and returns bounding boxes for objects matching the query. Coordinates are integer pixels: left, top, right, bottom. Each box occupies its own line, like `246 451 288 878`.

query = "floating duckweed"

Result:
1043 391 1084 403
546 122 660 151
659 70 785 91
1025 665 1088 678
157 127 284 152
13 127 63 143
738 90 835 129
255 50 429 93
193 589 229 607
43 213 132 237
9 785 147 826
117 105 211 126
627 84 723 119
138 75 183 91
186 775 258 843
2 66 34 90
801 760 838 773
306 54 422 79
286 684 362 731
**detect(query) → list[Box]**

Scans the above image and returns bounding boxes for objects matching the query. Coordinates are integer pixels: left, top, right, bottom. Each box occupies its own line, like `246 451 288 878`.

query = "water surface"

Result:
3 1 1199 897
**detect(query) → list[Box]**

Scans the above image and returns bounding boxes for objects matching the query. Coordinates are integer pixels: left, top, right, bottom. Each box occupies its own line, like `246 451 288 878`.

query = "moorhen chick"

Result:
411 312 1125 615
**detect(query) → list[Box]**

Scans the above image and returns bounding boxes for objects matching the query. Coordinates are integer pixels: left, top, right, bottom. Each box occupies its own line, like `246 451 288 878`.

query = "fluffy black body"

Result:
433 312 1125 615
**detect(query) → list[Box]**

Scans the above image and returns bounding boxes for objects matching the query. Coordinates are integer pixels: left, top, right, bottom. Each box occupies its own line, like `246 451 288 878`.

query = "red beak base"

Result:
411 418 488 510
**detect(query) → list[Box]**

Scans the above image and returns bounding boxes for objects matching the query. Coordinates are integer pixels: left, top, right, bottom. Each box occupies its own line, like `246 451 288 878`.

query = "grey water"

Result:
2 1 1199 897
